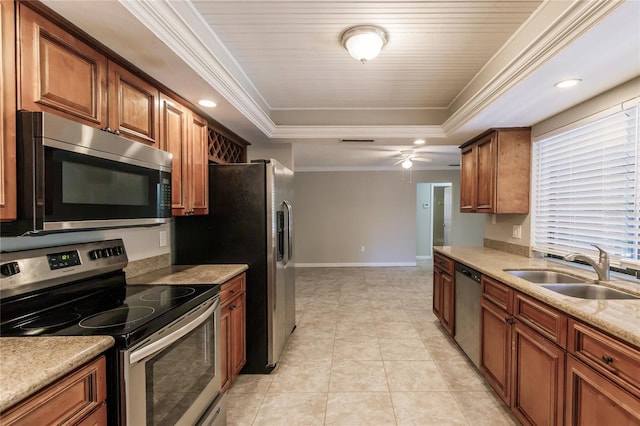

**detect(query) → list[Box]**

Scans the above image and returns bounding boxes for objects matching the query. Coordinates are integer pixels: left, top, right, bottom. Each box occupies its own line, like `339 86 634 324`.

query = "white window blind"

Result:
532 103 639 268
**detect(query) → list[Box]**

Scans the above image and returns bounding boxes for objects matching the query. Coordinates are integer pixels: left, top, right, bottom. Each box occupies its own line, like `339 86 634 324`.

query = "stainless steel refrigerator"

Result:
173 159 295 373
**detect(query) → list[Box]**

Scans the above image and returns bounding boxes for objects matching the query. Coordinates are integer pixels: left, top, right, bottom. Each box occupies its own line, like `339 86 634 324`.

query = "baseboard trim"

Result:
296 262 417 268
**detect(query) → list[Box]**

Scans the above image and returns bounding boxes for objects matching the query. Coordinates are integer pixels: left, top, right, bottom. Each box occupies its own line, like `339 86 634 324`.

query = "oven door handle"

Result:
129 298 219 365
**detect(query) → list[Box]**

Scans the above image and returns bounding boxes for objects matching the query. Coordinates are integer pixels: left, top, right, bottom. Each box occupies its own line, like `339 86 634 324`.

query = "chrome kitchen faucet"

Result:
563 244 610 282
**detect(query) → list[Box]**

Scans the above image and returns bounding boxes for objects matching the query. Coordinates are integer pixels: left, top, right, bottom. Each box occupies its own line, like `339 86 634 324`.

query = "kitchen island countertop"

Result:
434 246 640 348
127 264 248 285
0 336 114 413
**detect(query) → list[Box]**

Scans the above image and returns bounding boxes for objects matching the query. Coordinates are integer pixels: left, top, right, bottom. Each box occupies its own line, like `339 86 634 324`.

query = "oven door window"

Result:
45 147 163 220
145 318 216 425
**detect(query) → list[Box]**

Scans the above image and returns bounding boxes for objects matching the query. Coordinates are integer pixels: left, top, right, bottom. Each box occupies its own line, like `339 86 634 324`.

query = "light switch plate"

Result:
512 225 522 239
159 230 168 247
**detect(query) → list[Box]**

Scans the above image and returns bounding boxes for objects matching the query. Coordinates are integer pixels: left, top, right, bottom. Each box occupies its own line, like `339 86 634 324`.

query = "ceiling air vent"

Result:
340 139 375 143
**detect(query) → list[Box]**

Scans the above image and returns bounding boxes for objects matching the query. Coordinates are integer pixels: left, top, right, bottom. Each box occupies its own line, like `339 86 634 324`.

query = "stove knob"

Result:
1 262 20 277
101 248 110 257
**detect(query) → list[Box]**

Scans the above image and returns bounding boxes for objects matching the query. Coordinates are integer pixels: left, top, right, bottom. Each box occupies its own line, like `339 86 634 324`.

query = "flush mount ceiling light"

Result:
340 25 388 63
198 99 217 108
554 79 582 88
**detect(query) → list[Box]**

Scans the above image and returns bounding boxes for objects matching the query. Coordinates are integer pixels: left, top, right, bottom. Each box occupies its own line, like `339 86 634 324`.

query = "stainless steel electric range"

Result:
0 239 225 426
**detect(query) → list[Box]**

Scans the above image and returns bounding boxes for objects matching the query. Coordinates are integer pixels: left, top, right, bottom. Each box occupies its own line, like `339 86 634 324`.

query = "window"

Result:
532 101 639 270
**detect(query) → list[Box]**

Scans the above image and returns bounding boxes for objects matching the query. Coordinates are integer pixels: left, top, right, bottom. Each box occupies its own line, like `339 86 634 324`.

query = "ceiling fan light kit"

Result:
340 25 388 63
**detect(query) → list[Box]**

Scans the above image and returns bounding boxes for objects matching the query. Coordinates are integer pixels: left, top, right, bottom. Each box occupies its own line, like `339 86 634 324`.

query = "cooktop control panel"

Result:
0 239 128 299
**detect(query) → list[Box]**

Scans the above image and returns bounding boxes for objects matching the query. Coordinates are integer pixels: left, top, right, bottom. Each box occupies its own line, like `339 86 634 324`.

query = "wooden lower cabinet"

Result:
480 297 512 405
432 253 455 335
1 356 107 426
481 280 566 426
512 321 565 426
565 355 640 425
432 267 443 319
220 273 247 391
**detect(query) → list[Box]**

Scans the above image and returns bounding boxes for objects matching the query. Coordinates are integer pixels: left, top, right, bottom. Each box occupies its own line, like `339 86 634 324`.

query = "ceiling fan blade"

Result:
413 157 432 162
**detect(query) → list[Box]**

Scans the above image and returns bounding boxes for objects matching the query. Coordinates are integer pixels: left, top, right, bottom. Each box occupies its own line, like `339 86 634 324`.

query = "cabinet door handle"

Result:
601 355 614 364
229 304 236 310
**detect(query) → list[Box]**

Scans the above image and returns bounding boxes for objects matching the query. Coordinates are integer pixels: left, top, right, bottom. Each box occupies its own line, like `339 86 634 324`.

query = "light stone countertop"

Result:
127 264 248 286
0 336 114 413
434 246 640 348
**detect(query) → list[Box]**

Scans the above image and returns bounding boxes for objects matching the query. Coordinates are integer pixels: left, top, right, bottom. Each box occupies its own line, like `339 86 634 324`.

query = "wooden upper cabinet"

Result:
189 112 209 215
459 128 531 213
159 94 188 215
475 134 496 212
18 4 107 127
107 61 159 146
459 144 475 212
159 94 209 216
1 0 17 221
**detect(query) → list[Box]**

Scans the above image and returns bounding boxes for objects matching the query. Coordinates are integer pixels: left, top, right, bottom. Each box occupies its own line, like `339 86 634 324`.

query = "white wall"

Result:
247 141 294 170
0 223 171 261
416 183 432 258
294 169 485 266
482 77 640 249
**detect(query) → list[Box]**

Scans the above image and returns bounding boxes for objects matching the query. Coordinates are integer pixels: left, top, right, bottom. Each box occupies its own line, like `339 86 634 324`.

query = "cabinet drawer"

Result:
514 292 567 348
568 319 640 397
1 356 107 425
481 276 513 313
433 253 454 276
220 273 246 305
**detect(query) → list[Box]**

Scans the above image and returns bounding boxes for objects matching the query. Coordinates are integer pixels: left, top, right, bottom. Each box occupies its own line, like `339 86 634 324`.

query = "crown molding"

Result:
295 165 458 172
120 0 623 142
442 0 624 134
119 0 277 136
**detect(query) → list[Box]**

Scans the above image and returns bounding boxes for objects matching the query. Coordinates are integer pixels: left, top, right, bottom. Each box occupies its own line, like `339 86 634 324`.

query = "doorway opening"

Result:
416 183 452 259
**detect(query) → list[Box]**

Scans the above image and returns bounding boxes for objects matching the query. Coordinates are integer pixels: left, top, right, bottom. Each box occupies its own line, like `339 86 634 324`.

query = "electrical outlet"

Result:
159 230 168 247
361 246 366 252
512 225 522 239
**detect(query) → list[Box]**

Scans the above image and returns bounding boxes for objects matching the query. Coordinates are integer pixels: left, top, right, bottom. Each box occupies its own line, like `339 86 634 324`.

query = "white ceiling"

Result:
41 0 640 171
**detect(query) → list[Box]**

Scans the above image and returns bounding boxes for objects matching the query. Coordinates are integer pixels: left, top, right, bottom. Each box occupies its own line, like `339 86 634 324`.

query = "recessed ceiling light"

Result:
198 99 217 108
413 139 426 145
554 79 582 88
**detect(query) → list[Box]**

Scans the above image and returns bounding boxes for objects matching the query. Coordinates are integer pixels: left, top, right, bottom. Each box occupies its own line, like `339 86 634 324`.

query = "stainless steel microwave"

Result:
2 111 172 236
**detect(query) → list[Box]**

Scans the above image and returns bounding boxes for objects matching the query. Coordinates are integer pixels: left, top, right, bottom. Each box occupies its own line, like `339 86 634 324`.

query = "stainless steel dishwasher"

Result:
454 262 482 368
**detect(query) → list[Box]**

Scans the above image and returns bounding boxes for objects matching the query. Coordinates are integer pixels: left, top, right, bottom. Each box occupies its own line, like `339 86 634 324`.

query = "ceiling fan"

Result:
393 150 432 169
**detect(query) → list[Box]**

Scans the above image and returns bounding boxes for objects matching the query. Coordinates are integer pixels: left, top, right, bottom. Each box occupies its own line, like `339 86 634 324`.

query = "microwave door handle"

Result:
283 200 293 263
129 298 219 365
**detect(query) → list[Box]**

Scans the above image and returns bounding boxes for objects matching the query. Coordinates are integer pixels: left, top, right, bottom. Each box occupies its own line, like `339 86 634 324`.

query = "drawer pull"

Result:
230 304 237 310
230 289 236 294
601 355 614 364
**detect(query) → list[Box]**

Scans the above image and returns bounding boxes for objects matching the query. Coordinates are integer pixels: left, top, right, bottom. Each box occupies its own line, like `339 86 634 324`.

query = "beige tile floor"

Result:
226 262 518 426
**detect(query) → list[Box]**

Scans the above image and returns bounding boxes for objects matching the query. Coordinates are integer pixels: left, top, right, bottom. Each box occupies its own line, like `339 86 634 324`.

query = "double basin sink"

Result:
505 270 639 300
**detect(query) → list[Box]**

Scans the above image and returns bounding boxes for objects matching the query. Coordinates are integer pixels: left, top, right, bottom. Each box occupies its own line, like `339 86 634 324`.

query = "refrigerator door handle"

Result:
283 200 293 264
